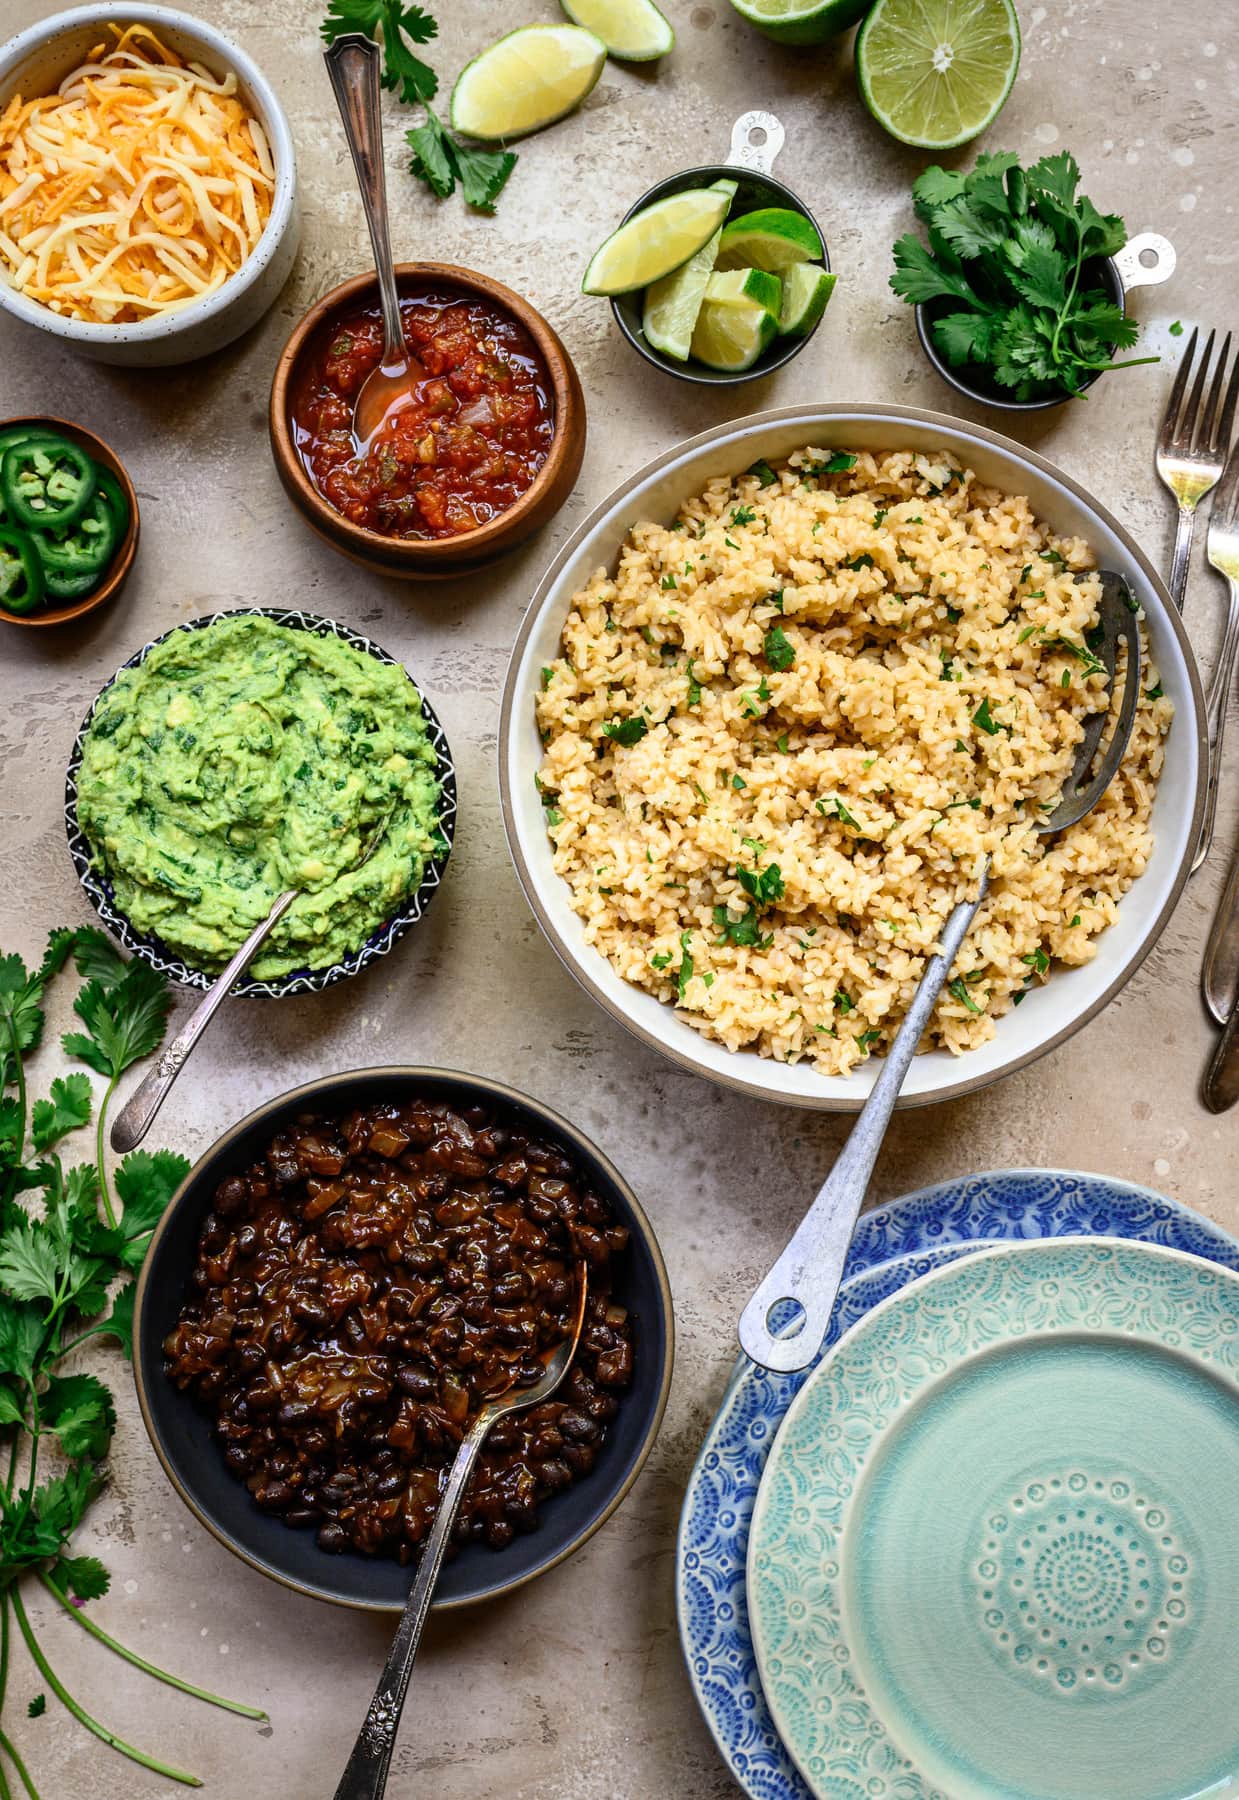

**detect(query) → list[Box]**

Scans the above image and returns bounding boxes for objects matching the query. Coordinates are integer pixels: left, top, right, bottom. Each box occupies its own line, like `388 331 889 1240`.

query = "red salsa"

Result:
290 290 556 540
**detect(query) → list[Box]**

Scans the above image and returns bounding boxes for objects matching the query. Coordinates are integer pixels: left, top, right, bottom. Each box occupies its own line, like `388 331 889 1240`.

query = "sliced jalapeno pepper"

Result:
0 526 46 615
43 564 103 602
1 437 95 530
32 487 119 580
94 466 130 535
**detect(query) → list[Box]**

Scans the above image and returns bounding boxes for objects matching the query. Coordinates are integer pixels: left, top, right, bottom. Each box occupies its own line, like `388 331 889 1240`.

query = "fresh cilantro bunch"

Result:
891 152 1158 402
321 0 516 212
0 930 263 1792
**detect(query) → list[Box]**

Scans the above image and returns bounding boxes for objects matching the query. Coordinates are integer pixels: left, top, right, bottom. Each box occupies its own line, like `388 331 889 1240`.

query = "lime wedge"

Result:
559 0 675 60
691 269 782 372
583 187 731 296
778 263 836 338
641 180 738 361
450 25 607 143
856 0 1021 149
715 207 824 273
726 0 869 46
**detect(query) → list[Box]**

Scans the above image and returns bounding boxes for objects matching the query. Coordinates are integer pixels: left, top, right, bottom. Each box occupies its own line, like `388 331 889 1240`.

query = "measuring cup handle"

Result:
725 111 786 177
1112 231 1177 291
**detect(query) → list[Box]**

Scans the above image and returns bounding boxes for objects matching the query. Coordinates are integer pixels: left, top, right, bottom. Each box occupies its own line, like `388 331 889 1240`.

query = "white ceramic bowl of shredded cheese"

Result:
500 404 1207 1112
0 3 298 365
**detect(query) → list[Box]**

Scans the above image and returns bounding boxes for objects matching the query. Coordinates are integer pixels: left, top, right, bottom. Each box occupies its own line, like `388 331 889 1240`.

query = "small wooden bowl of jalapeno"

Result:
0 418 139 629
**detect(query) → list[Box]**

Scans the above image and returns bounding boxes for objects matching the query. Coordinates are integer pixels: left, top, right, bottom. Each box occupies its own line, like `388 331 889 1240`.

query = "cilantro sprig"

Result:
891 152 1158 402
320 0 517 212
0 931 264 1791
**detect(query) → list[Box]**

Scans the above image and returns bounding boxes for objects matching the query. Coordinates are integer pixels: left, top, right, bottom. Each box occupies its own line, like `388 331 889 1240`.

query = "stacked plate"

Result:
677 1171 1239 1800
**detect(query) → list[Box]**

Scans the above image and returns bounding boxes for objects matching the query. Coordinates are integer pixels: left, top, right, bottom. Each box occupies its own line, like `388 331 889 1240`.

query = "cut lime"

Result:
559 0 674 60
856 0 1021 149
715 207 824 273
778 262 836 338
583 187 730 296
641 180 738 361
450 25 607 143
726 0 870 47
691 269 782 371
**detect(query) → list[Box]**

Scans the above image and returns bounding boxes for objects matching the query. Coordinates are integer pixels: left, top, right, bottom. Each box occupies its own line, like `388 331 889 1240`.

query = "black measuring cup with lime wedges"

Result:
596 112 832 387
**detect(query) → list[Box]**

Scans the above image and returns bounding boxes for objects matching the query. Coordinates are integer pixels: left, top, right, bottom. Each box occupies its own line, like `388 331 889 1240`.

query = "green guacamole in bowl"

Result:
74 614 442 982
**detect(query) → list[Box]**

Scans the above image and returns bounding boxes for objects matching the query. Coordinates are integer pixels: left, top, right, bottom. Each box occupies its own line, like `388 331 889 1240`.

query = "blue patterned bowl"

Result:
65 607 456 998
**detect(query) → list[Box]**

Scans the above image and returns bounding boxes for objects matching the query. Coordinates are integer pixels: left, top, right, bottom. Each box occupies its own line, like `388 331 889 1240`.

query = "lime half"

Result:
715 207 824 273
726 0 869 46
559 0 674 60
583 187 730 296
691 269 782 372
778 263 836 338
642 180 738 361
856 0 1021 149
450 25 607 143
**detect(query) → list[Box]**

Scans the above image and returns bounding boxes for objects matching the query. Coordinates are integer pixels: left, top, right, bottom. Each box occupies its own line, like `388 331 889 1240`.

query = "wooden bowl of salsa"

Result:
269 265 586 578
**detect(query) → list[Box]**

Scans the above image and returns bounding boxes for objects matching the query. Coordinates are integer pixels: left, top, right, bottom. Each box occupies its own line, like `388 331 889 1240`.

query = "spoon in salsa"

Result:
331 1264 590 1800
323 34 422 448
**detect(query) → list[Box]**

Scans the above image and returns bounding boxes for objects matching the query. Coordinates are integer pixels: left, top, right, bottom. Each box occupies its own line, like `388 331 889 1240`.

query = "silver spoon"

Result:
323 34 424 450
739 571 1141 1373
110 812 395 1154
331 1267 590 1800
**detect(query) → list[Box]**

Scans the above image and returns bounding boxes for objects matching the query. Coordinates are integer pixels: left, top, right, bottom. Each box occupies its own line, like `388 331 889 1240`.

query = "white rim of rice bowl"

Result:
499 404 1207 1112
0 3 297 350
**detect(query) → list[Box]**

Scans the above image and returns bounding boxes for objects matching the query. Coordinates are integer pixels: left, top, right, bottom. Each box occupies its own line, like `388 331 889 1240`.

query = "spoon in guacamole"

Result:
110 809 394 1155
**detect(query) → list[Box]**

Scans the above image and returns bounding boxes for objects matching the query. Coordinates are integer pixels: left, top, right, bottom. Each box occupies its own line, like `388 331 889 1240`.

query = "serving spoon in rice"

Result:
738 571 1142 1374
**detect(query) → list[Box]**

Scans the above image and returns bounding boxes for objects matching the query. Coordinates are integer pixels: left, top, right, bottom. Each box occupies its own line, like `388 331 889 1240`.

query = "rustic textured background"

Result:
2 0 1237 1793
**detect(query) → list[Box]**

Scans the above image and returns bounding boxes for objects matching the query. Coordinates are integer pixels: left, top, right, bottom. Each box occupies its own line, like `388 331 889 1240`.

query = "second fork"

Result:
1156 326 1239 610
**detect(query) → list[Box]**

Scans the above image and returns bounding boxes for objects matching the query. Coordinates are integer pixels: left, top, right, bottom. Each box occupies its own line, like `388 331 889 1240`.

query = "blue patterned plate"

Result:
747 1239 1239 1800
675 1170 1239 1800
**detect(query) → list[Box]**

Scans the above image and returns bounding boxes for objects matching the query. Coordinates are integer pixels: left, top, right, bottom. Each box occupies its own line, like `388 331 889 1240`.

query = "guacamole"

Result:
76 615 442 981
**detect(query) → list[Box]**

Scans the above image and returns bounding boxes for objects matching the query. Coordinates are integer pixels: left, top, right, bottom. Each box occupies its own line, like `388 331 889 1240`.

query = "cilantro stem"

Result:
0 1730 39 1800
0 1745 10 1800
9 1591 202 1788
95 1076 119 1230
36 1576 266 1721
1 1015 27 1213
0 1593 9 1723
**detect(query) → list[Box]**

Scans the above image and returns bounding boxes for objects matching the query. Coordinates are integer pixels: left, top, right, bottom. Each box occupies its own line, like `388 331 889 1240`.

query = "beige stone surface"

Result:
1 0 1237 1794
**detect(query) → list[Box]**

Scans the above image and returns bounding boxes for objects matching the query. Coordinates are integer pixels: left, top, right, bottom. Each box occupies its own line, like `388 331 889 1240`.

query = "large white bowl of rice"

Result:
499 406 1205 1111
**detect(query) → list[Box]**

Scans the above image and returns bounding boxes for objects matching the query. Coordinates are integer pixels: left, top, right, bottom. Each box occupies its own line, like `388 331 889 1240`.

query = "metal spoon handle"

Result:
332 1416 490 1800
738 867 990 1373
323 34 405 368
1203 983 1239 1113
1192 576 1239 871
109 891 298 1154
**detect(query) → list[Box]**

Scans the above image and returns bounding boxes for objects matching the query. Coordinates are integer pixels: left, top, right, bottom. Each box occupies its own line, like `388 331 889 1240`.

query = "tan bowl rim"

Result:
269 263 580 563
0 414 138 628
132 1064 676 1613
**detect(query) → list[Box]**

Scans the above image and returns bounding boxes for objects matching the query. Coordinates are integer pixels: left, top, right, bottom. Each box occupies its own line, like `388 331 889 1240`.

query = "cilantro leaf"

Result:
453 139 518 214
763 624 795 671
0 1221 62 1308
41 1372 115 1461
26 1694 45 1718
748 458 778 487
602 715 649 748
114 1150 190 1269
31 1075 93 1153
675 931 694 1000
712 904 772 950
52 1553 110 1603
62 962 172 1083
737 860 785 907
0 955 45 1085
891 234 978 305
972 697 1001 735
406 115 455 198
70 928 128 988
92 1280 136 1361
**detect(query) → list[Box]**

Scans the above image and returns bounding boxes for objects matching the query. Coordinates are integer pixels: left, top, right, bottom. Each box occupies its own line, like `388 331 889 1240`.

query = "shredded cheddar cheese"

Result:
0 24 274 325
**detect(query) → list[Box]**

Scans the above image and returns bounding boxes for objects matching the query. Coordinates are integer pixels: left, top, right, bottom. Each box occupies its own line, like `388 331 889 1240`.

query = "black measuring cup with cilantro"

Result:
0 425 130 617
890 150 1169 413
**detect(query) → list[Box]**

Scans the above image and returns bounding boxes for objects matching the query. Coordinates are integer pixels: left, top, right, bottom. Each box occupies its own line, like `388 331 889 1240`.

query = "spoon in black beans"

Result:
331 1264 589 1800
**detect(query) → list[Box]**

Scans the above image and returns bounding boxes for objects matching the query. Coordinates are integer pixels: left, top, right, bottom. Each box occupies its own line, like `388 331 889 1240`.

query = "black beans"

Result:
164 1096 635 1567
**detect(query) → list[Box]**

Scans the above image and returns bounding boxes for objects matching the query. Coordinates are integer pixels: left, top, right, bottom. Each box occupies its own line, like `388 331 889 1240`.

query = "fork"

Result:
1156 327 1239 610
1194 439 1239 869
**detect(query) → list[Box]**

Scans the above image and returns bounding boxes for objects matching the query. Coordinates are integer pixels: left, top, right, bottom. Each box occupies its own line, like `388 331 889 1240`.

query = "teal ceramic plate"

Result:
747 1238 1239 1800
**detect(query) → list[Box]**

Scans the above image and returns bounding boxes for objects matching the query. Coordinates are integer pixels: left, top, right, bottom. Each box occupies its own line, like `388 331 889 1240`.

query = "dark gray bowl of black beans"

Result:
134 1067 673 1612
